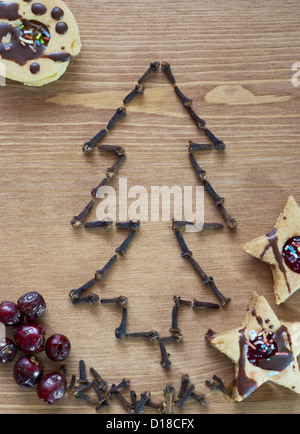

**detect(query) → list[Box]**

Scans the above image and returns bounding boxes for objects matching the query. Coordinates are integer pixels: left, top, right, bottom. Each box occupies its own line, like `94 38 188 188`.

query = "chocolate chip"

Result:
30 63 40 74
31 3 47 15
55 22 68 35
51 7 64 20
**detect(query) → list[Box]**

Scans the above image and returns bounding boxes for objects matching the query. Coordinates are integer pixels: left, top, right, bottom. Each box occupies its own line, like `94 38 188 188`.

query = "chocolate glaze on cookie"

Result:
0 19 71 66
0 2 21 20
260 228 291 293
0 22 45 65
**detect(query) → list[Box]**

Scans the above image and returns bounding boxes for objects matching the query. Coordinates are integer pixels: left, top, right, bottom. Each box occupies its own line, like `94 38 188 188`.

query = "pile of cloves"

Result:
68 361 209 413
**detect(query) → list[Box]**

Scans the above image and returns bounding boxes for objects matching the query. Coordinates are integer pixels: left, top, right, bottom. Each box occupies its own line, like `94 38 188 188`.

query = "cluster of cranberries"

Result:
0 292 71 405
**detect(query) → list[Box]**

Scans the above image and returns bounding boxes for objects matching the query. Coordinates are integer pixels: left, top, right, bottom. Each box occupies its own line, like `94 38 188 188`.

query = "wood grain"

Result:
1 0 300 414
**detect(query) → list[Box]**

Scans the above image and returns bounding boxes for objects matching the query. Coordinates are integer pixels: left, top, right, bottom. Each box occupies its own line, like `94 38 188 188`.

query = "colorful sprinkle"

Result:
245 339 256 350
19 36 33 45
287 245 297 254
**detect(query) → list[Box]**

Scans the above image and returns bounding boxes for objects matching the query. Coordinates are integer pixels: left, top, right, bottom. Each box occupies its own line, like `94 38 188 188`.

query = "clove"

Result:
145 399 166 414
186 105 206 129
217 203 237 229
83 128 107 153
161 62 176 85
98 144 125 156
91 177 109 197
69 278 98 301
189 152 207 180
94 255 118 280
123 84 145 105
115 230 137 256
172 219 223 231
116 219 140 231
174 230 193 258
204 128 225 151
174 85 193 108
192 299 220 310
203 179 225 207
208 278 231 307
206 375 232 397
115 307 128 339
72 293 100 305
188 140 212 152
84 218 113 229
100 295 129 306
175 384 195 411
106 154 126 179
90 367 109 392
158 337 172 370
109 378 130 396
115 390 135 413
134 391 151 414
78 360 89 386
71 199 95 227
186 256 210 286
191 391 208 406
178 374 190 398
106 107 126 131
138 61 160 84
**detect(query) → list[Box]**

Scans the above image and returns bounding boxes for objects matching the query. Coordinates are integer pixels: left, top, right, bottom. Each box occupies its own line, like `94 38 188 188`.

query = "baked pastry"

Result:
206 292 300 402
0 0 81 86
243 196 300 304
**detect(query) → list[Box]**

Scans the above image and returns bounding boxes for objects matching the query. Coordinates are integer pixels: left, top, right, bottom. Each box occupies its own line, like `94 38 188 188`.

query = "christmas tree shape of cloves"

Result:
70 61 236 372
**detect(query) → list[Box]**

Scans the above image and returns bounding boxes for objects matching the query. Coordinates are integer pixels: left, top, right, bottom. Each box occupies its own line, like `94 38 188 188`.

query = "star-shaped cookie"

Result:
205 292 300 402
243 195 300 304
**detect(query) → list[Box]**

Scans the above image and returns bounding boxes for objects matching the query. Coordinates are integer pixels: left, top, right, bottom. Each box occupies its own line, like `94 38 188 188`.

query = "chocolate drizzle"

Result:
261 229 291 293
236 329 257 399
43 52 72 62
251 309 263 327
0 2 21 20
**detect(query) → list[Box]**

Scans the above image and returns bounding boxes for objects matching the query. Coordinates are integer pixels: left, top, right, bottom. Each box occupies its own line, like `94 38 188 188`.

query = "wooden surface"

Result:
1 0 300 414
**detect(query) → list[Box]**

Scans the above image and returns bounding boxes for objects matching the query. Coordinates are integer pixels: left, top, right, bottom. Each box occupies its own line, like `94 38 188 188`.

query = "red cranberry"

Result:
0 338 17 364
45 334 71 362
13 323 45 354
18 292 46 322
37 371 67 405
14 356 43 388
0 301 24 326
